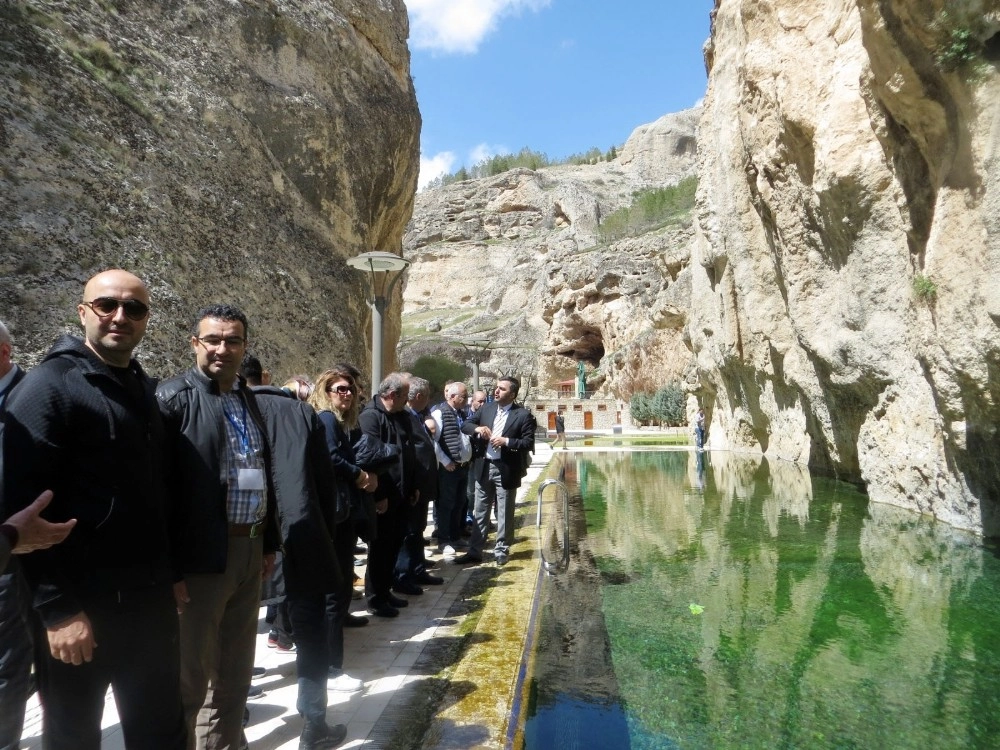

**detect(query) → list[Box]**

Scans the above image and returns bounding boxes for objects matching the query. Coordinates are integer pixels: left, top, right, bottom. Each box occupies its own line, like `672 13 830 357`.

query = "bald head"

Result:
78 269 150 367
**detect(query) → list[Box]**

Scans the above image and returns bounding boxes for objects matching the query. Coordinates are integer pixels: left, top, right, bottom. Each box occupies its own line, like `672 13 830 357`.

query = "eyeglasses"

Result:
195 336 246 348
82 297 149 322
329 385 355 395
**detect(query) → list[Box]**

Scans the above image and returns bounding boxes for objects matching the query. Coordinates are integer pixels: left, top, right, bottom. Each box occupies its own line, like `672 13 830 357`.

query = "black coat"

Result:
253 386 342 600
156 367 281 576
407 407 438 502
358 397 416 506
2 336 173 626
462 401 536 489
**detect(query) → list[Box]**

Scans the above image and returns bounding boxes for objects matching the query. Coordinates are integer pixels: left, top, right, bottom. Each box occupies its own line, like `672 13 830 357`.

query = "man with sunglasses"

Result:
156 304 280 750
1 269 186 749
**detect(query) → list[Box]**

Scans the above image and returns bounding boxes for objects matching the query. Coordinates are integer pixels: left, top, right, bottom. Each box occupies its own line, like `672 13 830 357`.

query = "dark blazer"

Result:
462 401 536 489
253 386 342 599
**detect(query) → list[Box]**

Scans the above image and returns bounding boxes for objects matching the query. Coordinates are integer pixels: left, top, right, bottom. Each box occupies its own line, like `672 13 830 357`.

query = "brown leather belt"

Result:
228 522 264 538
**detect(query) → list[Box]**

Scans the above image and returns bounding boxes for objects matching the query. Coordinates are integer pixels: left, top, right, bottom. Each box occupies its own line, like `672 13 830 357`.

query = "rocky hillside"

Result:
693 0 1000 533
1 0 418 379
401 108 700 397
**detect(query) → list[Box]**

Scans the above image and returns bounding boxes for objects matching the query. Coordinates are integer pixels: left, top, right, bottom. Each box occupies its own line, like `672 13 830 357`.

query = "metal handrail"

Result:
536 479 570 573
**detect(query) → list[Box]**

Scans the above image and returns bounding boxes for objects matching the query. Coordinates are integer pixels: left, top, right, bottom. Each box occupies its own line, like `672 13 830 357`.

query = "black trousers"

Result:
0 559 33 750
364 502 403 604
394 497 430 585
34 583 186 750
325 520 357 670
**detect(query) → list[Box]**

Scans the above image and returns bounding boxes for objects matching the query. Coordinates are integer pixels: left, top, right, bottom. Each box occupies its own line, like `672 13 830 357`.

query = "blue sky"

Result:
407 0 714 188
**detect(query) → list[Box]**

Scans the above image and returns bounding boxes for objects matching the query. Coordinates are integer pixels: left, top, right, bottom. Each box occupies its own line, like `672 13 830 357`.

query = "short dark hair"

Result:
500 376 520 397
192 304 249 338
240 354 264 384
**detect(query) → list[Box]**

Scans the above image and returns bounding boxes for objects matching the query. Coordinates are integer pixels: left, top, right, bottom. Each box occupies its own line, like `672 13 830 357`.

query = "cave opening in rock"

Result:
557 327 606 367
984 31 1000 61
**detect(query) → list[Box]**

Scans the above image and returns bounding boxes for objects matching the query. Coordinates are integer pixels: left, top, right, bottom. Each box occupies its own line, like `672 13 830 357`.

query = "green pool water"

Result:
523 451 1000 750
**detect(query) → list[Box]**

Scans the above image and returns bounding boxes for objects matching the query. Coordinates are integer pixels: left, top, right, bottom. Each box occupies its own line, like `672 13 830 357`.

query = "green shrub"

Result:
630 391 653 425
913 274 937 303
599 176 697 242
409 355 466 401
931 10 988 73
651 383 686 426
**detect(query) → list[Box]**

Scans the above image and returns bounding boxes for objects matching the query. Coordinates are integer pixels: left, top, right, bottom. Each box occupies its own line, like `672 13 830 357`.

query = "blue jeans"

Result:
0 559 32 750
287 594 329 723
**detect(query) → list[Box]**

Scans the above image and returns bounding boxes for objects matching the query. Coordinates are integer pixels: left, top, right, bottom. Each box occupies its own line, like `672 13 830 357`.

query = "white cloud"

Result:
468 142 507 165
408 0 551 54
418 150 457 191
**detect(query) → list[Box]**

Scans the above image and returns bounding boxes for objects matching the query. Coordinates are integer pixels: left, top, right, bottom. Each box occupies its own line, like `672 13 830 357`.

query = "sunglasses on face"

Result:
82 297 150 321
329 385 355 395
195 336 246 349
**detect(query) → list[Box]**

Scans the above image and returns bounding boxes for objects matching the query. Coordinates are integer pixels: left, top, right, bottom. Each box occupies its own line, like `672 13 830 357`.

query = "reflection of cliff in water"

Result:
525 455 630 748
556 451 1000 748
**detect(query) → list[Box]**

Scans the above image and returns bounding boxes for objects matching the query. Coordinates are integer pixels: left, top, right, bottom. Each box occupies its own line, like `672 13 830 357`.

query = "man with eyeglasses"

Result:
1 269 186 749
156 304 280 750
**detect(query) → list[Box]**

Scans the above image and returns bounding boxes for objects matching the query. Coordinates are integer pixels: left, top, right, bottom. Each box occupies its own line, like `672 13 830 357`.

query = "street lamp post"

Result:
346 250 411 389
460 338 492 393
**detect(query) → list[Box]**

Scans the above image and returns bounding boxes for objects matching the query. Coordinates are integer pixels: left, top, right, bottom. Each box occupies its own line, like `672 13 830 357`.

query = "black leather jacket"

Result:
156 367 280 576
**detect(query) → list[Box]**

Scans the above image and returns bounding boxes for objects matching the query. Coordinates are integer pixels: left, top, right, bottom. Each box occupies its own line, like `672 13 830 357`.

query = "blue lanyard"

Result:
222 396 251 456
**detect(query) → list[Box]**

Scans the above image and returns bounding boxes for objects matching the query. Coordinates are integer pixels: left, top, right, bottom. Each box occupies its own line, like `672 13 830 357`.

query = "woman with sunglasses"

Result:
308 366 378 691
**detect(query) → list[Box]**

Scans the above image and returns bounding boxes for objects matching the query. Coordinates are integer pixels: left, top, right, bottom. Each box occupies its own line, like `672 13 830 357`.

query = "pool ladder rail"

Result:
535 479 570 574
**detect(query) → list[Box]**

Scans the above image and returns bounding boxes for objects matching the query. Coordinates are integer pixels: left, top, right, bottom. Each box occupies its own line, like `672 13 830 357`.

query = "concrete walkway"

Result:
20 442 556 749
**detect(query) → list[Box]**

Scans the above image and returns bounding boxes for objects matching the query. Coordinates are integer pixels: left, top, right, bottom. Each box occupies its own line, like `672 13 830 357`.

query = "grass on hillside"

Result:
597 177 697 243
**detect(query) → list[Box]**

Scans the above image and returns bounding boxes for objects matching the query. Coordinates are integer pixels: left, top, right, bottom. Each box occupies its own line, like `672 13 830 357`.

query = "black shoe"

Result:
247 683 265 700
299 720 347 749
392 581 424 596
386 593 409 608
416 572 444 585
495 552 509 566
251 666 266 679
454 553 483 564
368 599 399 618
344 613 369 627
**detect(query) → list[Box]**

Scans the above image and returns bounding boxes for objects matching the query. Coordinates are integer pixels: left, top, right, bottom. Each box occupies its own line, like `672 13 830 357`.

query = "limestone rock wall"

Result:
402 109 700 397
692 0 1000 532
0 0 419 380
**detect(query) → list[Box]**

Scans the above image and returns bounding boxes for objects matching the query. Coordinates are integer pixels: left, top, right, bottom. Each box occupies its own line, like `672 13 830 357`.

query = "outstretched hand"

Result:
9 490 76 554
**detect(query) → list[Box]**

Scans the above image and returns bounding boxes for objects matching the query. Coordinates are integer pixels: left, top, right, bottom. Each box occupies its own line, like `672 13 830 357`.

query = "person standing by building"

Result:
2 270 186 749
457 377 536 567
695 407 706 450
156 304 279 750
554 412 566 449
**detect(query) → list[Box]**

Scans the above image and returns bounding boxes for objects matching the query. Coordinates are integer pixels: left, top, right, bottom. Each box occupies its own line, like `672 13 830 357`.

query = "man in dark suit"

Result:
456 377 536 566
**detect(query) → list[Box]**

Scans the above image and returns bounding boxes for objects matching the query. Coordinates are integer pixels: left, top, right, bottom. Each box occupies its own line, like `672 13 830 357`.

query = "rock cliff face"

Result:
402 109 699 397
0 0 418 378
692 0 1000 532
